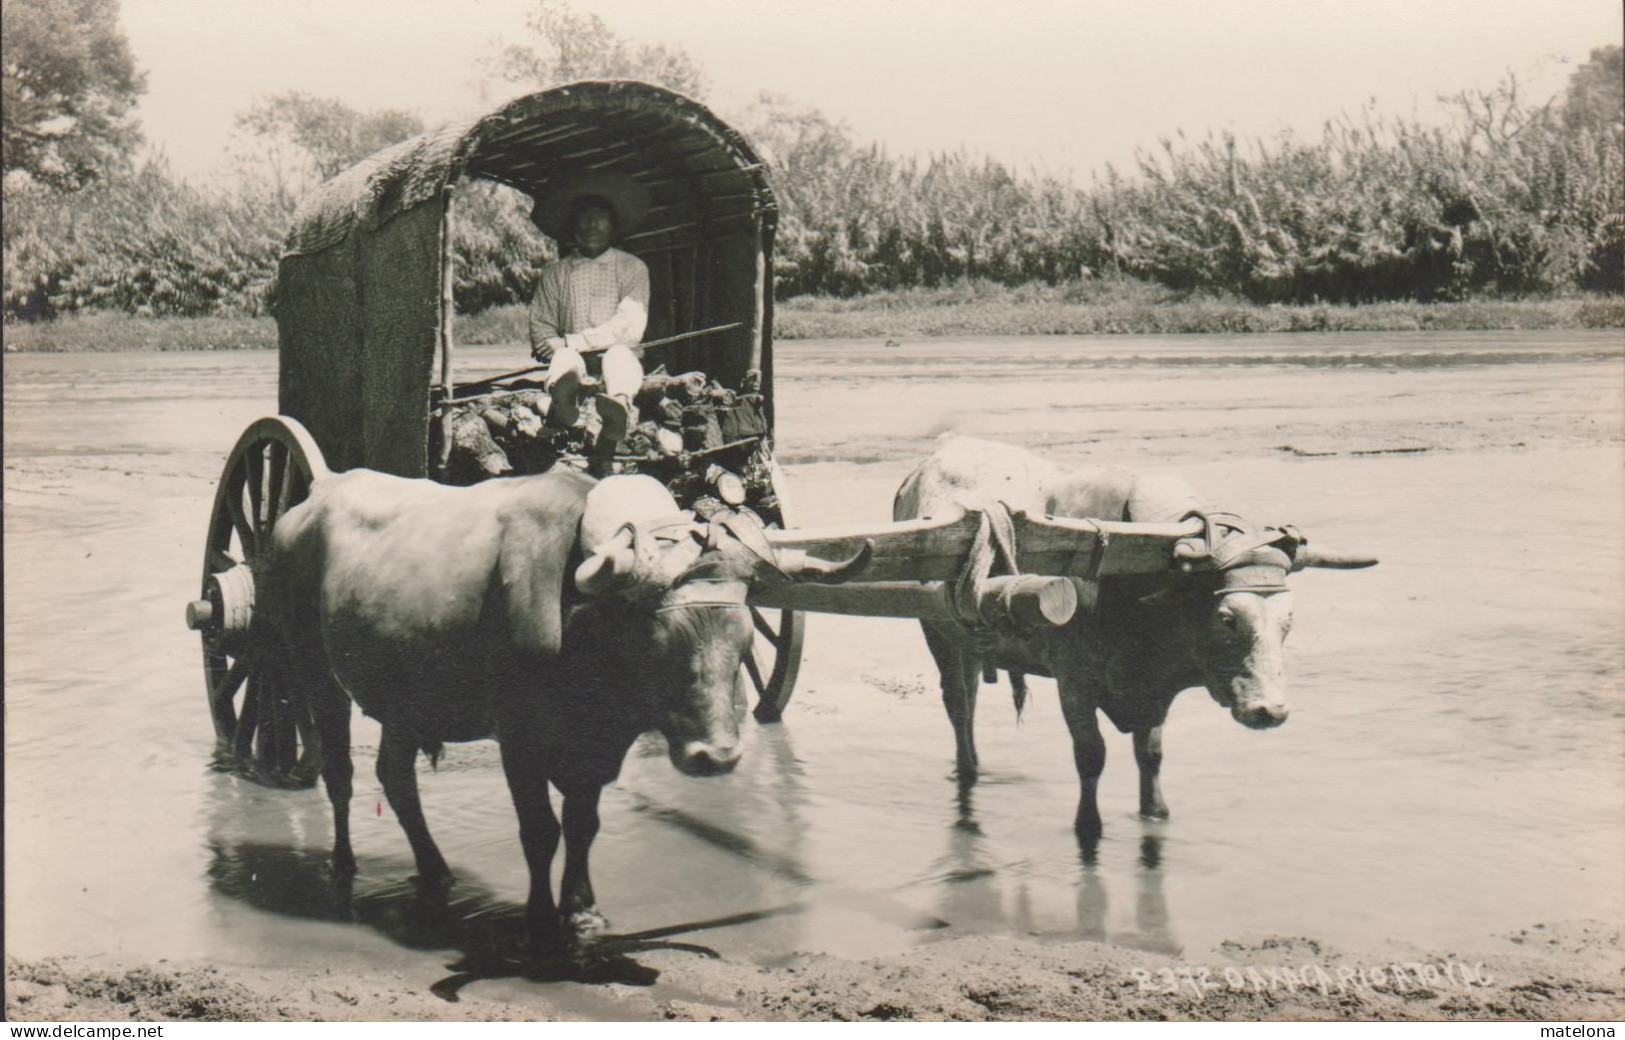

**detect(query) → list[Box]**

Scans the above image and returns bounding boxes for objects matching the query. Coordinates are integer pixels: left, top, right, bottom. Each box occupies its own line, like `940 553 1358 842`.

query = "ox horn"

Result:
776 539 876 584
1293 543 1379 570
575 524 639 594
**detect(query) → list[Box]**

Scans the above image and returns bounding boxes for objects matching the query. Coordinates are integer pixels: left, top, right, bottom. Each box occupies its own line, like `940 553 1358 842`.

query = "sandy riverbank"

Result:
8 920 1623 1022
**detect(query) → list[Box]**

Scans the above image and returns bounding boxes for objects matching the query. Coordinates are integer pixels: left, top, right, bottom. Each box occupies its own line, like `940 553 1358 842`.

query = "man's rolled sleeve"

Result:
528 268 564 350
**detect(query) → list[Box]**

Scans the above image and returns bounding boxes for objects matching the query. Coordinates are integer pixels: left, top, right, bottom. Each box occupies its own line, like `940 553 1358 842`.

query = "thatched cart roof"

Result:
284 80 777 258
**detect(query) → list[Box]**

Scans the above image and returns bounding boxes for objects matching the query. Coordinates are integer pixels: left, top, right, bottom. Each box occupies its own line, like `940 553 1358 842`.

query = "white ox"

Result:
262 470 868 963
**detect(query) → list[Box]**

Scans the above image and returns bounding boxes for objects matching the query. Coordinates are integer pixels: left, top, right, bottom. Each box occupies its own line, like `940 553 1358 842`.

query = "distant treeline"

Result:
4 47 1620 324
758 49 1623 303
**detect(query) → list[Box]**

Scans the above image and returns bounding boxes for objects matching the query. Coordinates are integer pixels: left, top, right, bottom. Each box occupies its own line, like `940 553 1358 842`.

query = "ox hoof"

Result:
1139 805 1170 821
565 907 610 938
411 870 455 893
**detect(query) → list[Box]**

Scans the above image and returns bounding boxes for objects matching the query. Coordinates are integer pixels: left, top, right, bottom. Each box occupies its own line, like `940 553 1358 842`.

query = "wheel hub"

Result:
187 563 255 655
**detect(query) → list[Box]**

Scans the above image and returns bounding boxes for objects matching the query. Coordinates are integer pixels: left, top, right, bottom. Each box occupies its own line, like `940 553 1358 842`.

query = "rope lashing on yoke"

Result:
1177 510 1304 596
642 512 770 610
947 501 1023 682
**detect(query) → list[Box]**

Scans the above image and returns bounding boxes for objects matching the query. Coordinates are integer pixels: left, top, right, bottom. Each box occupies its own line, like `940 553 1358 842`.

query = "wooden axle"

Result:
751 574 1089 627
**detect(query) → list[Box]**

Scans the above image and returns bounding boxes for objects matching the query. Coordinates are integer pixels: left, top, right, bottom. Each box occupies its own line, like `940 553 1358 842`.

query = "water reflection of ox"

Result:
204 718 1179 998
927 781 1182 957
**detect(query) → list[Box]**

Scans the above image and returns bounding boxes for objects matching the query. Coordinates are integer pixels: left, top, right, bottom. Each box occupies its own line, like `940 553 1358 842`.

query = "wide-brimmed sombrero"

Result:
529 170 653 241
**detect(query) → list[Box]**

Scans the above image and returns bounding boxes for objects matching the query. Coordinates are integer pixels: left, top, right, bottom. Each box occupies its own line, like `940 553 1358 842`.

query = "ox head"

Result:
1165 515 1377 730
573 477 870 776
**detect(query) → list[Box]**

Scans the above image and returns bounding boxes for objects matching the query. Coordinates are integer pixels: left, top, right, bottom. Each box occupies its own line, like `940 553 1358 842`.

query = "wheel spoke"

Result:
268 443 290 528
226 484 256 558
206 654 245 739
212 656 249 709
207 547 239 574
742 645 767 697
234 674 261 761
246 445 266 538
750 606 782 644
254 671 277 770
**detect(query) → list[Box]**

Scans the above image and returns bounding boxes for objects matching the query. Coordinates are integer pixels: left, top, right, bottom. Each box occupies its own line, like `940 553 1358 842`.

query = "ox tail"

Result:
1010 670 1029 721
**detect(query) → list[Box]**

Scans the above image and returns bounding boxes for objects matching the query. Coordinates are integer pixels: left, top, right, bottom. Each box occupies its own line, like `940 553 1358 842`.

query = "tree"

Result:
1562 45 1624 134
2 0 146 191
485 0 708 99
232 92 424 204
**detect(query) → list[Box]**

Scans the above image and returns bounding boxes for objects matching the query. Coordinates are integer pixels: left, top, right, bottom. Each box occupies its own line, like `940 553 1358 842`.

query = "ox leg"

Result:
377 726 452 885
1133 726 1170 820
923 624 982 781
309 679 357 877
558 785 608 936
1057 677 1107 840
497 731 566 960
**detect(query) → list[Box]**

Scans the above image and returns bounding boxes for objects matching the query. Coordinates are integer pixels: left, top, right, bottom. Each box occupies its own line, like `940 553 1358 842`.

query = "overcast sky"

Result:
120 0 1622 182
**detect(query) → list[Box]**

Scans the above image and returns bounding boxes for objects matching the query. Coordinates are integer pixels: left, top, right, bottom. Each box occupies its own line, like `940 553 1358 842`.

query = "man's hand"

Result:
531 336 567 363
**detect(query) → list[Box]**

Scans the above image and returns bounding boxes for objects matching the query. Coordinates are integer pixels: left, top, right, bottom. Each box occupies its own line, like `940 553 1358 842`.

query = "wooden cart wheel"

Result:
747 456 806 723
188 416 328 789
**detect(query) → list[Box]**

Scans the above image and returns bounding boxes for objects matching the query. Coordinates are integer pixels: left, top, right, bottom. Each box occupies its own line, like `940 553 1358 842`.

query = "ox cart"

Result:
183 82 1240 791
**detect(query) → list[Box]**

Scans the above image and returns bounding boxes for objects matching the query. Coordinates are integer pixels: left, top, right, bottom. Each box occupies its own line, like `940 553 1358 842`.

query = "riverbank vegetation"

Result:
7 280 1621 353
4 1 1621 331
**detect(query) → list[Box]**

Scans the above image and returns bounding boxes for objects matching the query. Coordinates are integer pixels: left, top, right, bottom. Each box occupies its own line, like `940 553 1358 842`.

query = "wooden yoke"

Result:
751 505 1204 623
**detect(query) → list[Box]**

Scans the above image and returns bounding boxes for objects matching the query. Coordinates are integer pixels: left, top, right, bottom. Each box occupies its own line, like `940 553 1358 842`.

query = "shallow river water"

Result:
5 330 1622 1009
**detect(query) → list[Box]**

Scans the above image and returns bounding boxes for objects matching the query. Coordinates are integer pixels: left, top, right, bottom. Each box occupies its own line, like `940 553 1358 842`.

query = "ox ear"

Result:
575 524 638 595
1293 543 1380 571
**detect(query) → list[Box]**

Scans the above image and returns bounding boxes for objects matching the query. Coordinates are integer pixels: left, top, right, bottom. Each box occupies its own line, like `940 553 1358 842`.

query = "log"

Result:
637 370 708 409
448 411 511 478
705 464 746 505
655 427 685 456
508 402 545 440
637 370 709 407
751 575 1087 626
479 406 512 438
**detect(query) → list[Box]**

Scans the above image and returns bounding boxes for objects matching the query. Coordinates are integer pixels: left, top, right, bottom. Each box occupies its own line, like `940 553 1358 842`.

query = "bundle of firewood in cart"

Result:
440 366 782 523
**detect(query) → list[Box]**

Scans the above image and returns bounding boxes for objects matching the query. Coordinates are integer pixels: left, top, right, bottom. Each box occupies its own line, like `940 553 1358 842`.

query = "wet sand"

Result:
5 332 1623 1021
8 922 1623 1022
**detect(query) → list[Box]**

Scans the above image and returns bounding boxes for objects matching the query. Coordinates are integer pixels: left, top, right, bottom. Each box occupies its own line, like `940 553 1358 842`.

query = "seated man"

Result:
528 172 652 473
